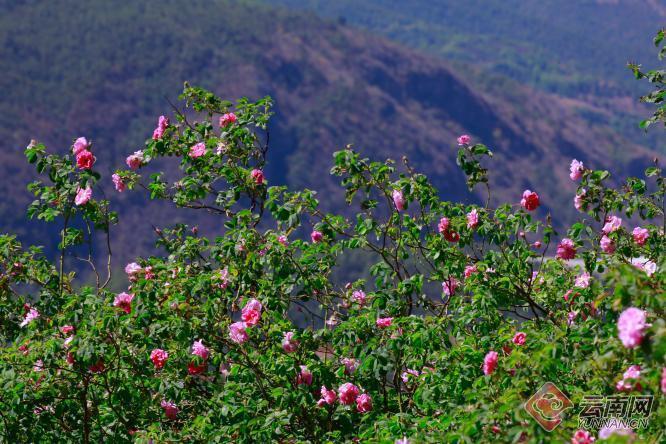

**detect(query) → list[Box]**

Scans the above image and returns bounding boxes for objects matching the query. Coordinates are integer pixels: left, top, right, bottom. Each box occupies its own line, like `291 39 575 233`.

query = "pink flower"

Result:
277 235 289 246
569 159 584 181
152 115 169 140
392 189 406 211
76 150 95 170
396 437 411 444
60 325 75 335
574 272 591 289
617 307 648 349
466 209 479 229
342 357 359 375
352 290 366 305
72 137 90 155
189 142 206 158
632 227 649 246
482 351 498 375
150 349 169 369
520 190 540 211
310 230 323 243
442 277 459 297
401 369 420 384
600 235 615 254
160 400 179 420
574 189 586 212
33 359 44 372
376 317 393 328
220 112 237 127
464 264 478 279
296 365 312 386
229 321 248 344
661 367 666 395
630 258 657 277
112 173 125 192
437 217 450 234
457 134 471 145
241 299 263 326
250 169 264 184
20 307 40 327
75 186 92 206
125 262 142 279
113 292 134 314
356 393 372 413
318 386 337 406
556 238 576 260
598 426 635 441
191 340 209 360
615 365 642 392
567 311 577 327
338 382 360 405
532 240 542 249
602 215 622 234
512 332 526 345
281 331 299 353
125 151 144 170
571 429 595 444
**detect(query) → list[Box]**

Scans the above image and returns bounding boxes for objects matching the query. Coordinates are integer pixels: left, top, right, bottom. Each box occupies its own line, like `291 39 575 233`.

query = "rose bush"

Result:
0 74 664 443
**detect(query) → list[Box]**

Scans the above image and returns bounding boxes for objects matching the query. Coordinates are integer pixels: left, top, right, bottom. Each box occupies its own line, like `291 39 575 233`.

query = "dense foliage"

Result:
0 76 663 443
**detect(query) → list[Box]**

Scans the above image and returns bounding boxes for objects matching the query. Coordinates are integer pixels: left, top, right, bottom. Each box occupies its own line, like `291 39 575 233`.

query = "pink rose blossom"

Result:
125 151 144 170
571 429 595 444
600 235 615 254
74 186 92 206
569 159 584 181
318 386 337 406
630 258 657 277
520 190 540 211
661 367 666 395
282 331 299 353
598 425 635 441
296 365 312 386
356 393 372 413
376 317 393 328
20 307 40 327
33 359 44 372
338 382 360 405
616 365 642 392
250 169 264 184
161 400 179 420
63 335 74 348
442 277 459 297
310 230 323 243
556 238 576 260
457 134 471 145
229 321 249 344
113 292 134 314
466 209 479 229
191 340 209 360
464 264 478 279
241 298 263 326
152 115 169 140
617 307 648 349
532 241 542 249
567 311 577 327
220 112 237 127
278 235 289 246
392 189 406 211
60 325 75 335
352 290 366 305
437 217 450 234
189 142 206 158
401 369 420 384
574 189 586 211
72 137 90 155
125 262 142 279
574 272 591 289
342 358 359 375
150 349 169 369
112 173 126 192
76 149 95 170
602 215 622 234
632 227 649 246
482 351 498 375
512 332 526 345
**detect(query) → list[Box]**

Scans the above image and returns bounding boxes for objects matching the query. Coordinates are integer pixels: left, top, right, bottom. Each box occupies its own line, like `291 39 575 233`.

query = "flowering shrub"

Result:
0 82 664 443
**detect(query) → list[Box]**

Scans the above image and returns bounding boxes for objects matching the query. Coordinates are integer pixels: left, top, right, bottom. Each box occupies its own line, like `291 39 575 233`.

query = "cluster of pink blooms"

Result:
466 208 479 229
352 289 366 306
512 332 526 345
229 321 249 344
282 331 299 353
630 257 657 277
482 351 498 375
112 173 125 192
600 235 615 254
556 238 576 260
125 262 153 281
615 365 641 392
457 134 471 146
569 159 585 181
392 189 406 211
250 169 264 184
570 429 595 444
328 383 372 413
152 115 169 140
241 298 263 326
20 306 40 327
520 190 540 211
72 137 96 170
574 272 591 289
125 150 145 170
617 307 648 349
342 358 359 375
464 264 478 279
75 186 92 206
632 227 649 246
150 349 169 369
189 142 206 158
376 317 393 328
296 365 312 386
602 215 622 234
219 112 237 127
113 292 134 314
188 340 210 375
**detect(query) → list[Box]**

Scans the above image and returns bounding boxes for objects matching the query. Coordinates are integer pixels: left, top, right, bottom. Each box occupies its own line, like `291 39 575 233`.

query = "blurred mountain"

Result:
0 0 659 265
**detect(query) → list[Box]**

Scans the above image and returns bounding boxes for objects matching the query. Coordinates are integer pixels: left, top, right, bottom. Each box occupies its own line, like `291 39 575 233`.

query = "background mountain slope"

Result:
0 0 658 264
